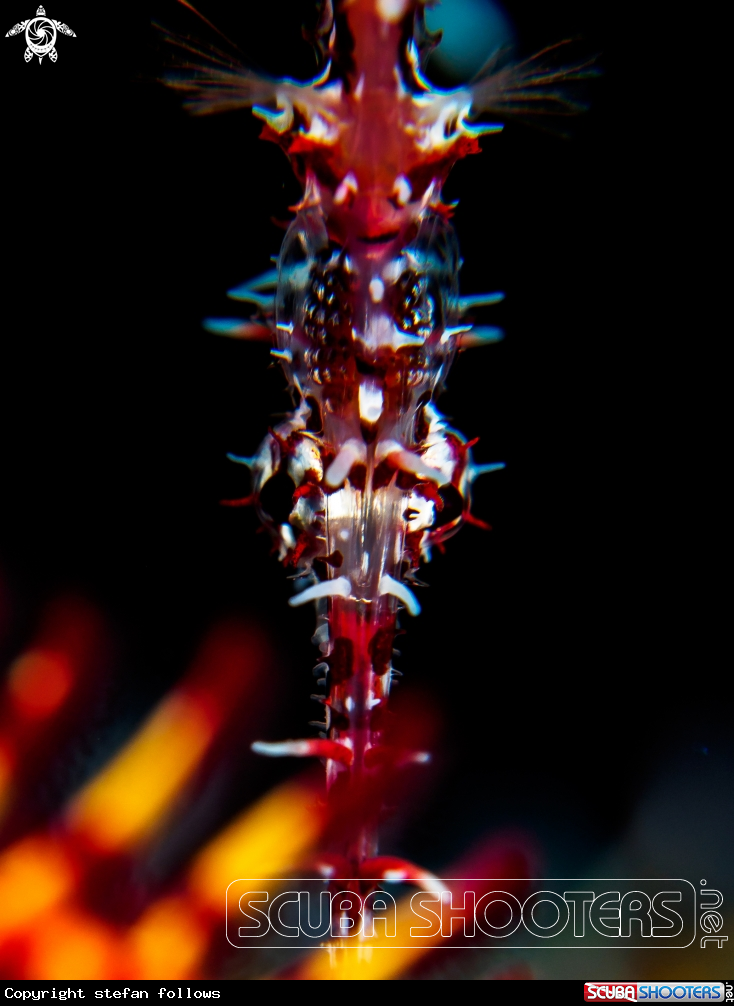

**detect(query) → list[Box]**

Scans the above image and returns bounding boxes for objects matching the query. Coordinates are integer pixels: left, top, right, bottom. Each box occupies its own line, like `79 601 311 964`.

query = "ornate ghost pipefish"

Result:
161 0 594 876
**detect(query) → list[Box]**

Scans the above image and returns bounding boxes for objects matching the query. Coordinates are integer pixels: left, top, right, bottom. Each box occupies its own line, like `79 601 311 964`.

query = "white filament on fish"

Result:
289 576 352 607
376 439 450 486
325 439 367 487
378 574 421 616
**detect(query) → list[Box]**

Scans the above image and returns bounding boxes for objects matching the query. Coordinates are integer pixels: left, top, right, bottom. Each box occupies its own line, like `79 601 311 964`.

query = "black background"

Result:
1 0 726 882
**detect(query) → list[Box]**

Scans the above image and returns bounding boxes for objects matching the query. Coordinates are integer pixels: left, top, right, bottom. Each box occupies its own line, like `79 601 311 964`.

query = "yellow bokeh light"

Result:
66 693 215 852
188 777 325 912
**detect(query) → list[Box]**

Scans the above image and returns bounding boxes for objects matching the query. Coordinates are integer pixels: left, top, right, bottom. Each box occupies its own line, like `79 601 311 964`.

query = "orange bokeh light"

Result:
127 895 210 980
7 649 74 720
0 835 76 937
24 906 119 980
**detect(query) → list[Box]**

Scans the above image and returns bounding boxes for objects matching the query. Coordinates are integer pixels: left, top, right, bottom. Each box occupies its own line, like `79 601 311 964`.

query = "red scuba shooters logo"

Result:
584 985 726 1002
585 988 639 1002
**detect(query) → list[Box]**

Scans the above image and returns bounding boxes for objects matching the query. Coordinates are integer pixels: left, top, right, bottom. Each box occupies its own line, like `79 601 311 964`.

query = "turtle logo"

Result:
5 5 76 63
